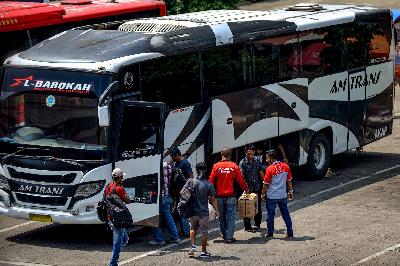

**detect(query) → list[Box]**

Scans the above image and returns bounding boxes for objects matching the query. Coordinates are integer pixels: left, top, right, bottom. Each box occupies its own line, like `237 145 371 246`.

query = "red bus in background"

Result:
0 0 166 66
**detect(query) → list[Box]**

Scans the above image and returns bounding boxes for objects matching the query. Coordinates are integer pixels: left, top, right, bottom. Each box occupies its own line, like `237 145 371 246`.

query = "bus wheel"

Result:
306 133 331 179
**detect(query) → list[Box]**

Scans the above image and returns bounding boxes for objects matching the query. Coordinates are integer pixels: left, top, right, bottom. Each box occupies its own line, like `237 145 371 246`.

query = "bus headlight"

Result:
0 174 10 190
74 181 105 199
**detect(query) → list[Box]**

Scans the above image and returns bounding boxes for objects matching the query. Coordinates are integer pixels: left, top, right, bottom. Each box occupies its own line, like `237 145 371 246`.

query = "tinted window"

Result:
203 45 250 97
118 105 161 159
253 34 299 85
299 26 346 76
141 52 201 109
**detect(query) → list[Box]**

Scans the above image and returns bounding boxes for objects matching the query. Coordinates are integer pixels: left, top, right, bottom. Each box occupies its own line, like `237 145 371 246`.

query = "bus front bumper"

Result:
0 191 101 224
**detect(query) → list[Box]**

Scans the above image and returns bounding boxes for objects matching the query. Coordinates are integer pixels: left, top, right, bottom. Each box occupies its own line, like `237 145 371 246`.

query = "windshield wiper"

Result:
1 147 27 165
41 155 84 168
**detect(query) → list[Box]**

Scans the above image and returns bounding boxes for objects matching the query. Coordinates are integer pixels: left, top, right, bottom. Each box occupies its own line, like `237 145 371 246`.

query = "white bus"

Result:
0 4 395 225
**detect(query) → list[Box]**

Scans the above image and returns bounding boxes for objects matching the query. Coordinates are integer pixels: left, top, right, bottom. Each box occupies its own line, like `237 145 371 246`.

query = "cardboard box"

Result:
238 193 258 219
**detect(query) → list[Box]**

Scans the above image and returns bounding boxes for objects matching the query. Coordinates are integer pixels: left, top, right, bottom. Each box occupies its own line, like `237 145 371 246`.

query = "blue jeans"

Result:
109 222 129 266
152 196 179 242
266 198 293 236
179 215 190 235
217 197 236 240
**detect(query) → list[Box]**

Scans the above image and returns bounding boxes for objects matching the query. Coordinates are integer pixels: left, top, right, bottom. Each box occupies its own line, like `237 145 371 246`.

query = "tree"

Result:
165 0 241 14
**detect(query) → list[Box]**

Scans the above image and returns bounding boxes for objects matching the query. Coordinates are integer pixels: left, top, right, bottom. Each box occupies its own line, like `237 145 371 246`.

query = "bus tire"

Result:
306 133 331 179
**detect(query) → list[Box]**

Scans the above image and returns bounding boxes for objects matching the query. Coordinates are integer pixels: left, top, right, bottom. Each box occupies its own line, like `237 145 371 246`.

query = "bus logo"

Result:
9 75 92 94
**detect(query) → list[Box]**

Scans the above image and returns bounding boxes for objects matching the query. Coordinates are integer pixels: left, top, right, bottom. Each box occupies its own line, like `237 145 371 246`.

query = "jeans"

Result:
217 197 236 240
179 215 190 235
109 222 129 266
152 196 179 242
266 198 293 236
243 193 262 229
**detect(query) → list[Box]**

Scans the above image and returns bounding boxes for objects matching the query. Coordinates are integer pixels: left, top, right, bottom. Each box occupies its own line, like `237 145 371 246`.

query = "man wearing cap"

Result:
106 168 131 266
261 151 294 238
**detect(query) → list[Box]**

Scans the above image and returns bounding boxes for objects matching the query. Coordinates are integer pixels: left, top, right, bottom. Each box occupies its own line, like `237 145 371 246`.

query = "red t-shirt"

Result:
105 182 127 222
209 160 248 197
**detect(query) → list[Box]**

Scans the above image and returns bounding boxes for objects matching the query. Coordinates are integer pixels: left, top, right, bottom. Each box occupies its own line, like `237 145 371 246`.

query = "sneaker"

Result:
244 227 254 232
225 238 236 244
199 252 211 258
188 245 196 257
286 234 294 238
167 239 181 244
253 225 261 231
266 233 273 238
148 240 165 246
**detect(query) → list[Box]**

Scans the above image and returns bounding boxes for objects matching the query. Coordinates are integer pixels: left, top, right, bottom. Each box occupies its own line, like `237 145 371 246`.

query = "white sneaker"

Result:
188 245 197 257
148 240 165 246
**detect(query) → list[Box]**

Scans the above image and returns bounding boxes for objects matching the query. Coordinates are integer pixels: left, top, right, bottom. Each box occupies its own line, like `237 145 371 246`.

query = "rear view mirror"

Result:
98 105 110 127
98 81 119 127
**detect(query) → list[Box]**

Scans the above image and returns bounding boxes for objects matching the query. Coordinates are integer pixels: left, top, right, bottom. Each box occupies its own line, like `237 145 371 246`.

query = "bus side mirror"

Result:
98 105 110 127
98 81 119 127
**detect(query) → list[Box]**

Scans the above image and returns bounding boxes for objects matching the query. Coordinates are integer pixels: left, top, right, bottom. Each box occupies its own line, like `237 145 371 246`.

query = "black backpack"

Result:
178 179 196 218
96 199 108 223
104 184 133 228
169 168 187 199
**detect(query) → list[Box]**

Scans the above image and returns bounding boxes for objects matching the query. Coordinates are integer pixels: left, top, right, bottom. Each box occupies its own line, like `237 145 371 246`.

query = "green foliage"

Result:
165 0 241 15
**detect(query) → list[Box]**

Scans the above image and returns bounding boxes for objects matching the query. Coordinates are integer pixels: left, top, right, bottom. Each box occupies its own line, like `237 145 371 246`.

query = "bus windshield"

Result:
0 68 111 159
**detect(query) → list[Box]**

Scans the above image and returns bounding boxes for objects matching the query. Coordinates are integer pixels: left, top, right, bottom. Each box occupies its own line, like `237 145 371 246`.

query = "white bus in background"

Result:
0 3 394 225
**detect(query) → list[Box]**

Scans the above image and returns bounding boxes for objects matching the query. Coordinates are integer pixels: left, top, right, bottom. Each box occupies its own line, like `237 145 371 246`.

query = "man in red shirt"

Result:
261 150 294 238
209 147 249 243
106 168 131 266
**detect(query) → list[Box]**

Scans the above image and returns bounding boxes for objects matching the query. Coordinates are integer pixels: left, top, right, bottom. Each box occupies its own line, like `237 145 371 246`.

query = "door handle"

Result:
291 102 297 108
227 118 233 124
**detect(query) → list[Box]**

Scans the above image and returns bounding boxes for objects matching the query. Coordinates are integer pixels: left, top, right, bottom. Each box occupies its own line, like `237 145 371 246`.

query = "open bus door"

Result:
114 100 165 227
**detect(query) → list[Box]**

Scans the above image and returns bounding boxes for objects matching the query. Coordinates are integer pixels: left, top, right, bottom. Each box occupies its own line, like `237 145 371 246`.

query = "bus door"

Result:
347 69 367 149
114 100 165 227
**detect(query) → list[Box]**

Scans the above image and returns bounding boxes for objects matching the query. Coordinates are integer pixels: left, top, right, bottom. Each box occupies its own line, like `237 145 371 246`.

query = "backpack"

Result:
96 199 108 222
169 168 187 199
178 179 196 218
104 184 133 228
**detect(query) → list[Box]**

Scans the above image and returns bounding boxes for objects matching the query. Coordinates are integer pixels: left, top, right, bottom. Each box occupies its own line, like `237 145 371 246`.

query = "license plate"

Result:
29 214 52 222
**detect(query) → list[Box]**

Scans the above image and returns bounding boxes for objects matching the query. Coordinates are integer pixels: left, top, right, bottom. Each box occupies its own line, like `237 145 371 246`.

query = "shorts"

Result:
189 216 209 235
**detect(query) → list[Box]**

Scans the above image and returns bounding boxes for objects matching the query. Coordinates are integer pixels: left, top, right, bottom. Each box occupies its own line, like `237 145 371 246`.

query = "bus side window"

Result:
299 27 346 77
202 45 249 97
253 42 280 86
253 34 300 83
345 22 368 69
141 52 201 109
365 14 391 64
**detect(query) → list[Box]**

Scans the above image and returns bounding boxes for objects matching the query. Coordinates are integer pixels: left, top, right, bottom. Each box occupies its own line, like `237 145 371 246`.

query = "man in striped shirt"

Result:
261 150 294 238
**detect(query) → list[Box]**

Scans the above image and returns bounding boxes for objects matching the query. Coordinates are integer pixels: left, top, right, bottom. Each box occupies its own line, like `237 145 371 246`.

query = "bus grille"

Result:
8 168 76 184
15 193 68 206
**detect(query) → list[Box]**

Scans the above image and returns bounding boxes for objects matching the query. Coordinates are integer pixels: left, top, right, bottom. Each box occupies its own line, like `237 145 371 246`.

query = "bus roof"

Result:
0 0 166 32
7 4 390 73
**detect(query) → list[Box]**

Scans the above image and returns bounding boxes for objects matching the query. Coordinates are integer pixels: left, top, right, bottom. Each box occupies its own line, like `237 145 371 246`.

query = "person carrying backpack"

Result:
170 147 193 237
105 168 131 266
209 147 249 244
183 162 219 258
